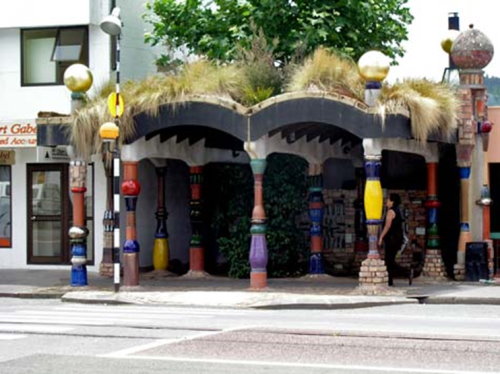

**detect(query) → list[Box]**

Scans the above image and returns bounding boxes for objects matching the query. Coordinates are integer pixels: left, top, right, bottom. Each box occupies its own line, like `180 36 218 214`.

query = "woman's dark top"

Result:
384 207 403 250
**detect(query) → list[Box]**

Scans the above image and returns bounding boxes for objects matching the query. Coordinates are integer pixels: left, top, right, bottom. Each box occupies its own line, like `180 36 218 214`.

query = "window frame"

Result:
20 25 89 87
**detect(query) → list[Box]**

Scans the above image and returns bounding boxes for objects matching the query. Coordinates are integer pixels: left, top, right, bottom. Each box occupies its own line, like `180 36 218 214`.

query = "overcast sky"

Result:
388 0 498 82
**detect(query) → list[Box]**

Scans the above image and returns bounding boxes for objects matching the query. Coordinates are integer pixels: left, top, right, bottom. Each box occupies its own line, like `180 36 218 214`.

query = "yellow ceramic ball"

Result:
63 64 93 92
357 50 391 82
441 29 460 54
99 122 120 140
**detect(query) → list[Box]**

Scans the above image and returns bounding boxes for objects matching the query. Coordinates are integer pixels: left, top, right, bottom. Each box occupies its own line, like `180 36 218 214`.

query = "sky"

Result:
388 0 499 82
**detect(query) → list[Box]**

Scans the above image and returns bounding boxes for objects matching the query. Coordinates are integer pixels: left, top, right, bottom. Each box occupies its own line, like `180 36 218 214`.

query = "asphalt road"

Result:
0 299 500 373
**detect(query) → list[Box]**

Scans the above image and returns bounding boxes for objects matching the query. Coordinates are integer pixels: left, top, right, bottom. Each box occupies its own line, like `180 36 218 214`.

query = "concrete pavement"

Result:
1 269 500 308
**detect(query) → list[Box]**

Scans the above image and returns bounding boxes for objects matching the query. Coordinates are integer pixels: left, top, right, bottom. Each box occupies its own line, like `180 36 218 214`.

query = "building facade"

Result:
0 0 158 270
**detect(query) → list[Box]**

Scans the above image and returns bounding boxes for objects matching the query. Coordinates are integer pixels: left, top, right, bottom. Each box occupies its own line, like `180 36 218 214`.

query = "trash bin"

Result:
465 242 488 281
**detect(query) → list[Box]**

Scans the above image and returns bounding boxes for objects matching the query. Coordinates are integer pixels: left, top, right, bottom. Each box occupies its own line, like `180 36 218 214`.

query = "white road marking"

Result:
0 333 26 340
100 330 222 358
111 355 496 374
101 326 260 358
0 323 73 333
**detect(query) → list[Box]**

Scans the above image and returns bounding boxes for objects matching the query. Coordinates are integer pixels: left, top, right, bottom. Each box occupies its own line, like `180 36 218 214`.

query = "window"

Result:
0 166 11 247
21 26 88 86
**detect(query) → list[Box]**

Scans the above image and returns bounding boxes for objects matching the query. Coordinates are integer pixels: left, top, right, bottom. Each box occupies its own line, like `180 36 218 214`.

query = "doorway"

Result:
27 163 70 264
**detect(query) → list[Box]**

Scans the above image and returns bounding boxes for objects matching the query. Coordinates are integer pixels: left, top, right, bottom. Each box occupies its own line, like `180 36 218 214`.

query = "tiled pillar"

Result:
100 146 114 277
188 166 205 274
359 154 389 290
69 160 89 286
454 165 472 281
422 162 447 279
249 159 268 289
153 166 170 271
353 167 368 269
308 163 325 274
122 161 140 286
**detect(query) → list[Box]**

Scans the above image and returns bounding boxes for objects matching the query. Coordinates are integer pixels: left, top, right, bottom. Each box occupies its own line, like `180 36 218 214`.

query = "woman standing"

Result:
378 193 403 286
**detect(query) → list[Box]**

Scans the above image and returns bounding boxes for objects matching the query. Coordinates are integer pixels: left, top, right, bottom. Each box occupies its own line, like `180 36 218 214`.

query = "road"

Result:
0 298 500 373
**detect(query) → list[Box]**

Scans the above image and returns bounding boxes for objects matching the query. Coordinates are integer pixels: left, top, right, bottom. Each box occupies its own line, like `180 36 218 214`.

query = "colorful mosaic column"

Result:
122 161 140 286
250 159 268 289
454 165 472 281
359 154 388 290
188 166 205 275
308 164 325 274
353 167 368 269
100 146 114 277
69 160 89 286
422 162 446 279
153 167 170 271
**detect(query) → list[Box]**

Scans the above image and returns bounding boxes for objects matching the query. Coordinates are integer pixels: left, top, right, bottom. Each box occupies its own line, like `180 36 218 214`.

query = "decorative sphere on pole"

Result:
357 50 391 82
99 122 120 141
441 29 460 54
450 25 494 70
63 64 93 93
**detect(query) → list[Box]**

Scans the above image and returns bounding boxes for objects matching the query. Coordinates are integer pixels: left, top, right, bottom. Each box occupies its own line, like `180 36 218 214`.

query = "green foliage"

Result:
211 154 308 278
144 0 414 65
235 27 283 105
264 154 309 277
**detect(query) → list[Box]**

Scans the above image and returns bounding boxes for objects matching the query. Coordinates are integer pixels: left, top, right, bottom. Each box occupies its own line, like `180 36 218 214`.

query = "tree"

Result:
144 0 413 66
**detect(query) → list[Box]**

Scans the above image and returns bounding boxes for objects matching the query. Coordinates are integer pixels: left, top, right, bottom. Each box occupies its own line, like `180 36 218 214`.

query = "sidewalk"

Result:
1 269 500 309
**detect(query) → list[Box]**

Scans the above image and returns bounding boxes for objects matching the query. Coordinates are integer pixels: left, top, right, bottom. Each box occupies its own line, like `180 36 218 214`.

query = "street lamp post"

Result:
100 7 123 292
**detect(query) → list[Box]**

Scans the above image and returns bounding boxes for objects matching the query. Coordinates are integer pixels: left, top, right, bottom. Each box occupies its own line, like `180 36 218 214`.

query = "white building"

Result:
0 0 159 270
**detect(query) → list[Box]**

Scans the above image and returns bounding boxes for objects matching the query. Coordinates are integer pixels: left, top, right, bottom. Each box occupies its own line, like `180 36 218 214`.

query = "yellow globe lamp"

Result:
99 122 120 140
441 29 460 54
64 64 93 93
357 50 391 82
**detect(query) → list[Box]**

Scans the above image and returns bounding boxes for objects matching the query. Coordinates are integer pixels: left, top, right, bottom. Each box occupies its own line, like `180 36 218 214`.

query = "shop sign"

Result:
0 121 37 147
0 150 15 165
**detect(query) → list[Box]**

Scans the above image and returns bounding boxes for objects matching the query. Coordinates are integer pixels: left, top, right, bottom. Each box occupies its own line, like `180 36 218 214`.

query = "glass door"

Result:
27 164 69 264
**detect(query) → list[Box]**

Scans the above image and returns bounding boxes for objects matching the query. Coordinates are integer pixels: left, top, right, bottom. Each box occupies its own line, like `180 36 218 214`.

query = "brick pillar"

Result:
359 154 389 291
422 162 447 279
122 161 140 286
249 159 268 289
308 163 325 274
69 160 89 286
153 166 170 271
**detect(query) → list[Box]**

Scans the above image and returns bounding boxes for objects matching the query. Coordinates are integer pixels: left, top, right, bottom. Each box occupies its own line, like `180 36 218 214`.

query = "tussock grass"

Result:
286 48 364 101
377 79 459 141
70 50 459 157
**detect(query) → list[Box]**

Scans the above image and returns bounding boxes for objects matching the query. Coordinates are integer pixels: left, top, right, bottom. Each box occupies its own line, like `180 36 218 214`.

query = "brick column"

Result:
249 159 268 289
422 162 447 279
153 166 170 271
122 161 140 286
69 160 89 286
359 154 389 291
308 163 325 274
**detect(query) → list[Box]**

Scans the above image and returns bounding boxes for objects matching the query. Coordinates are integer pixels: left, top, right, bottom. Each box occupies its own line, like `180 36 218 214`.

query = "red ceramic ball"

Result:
481 121 493 133
121 179 141 196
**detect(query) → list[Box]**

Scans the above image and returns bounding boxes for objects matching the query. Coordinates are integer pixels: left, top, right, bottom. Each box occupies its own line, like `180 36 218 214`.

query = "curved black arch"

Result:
249 96 413 141
143 125 244 151
129 101 247 144
36 95 456 147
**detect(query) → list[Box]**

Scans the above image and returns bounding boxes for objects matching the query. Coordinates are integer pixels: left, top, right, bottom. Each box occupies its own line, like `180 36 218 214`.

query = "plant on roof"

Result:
377 79 459 141
144 0 413 65
286 47 364 100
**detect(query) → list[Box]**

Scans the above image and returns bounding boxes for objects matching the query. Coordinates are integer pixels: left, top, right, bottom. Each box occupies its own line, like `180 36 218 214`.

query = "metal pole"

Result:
112 33 121 293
